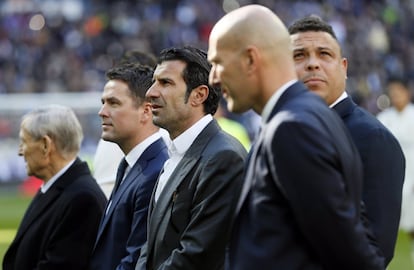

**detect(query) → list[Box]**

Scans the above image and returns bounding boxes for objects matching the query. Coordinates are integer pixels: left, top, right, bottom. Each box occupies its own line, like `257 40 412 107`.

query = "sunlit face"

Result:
208 35 253 113
98 79 143 149
18 127 47 178
146 60 193 138
291 31 347 105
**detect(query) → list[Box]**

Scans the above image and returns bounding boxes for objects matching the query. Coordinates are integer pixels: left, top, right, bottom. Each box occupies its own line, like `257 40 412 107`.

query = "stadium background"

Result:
0 0 413 268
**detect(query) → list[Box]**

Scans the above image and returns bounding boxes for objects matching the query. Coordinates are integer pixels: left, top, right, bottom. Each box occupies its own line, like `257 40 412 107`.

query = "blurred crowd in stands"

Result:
1 0 414 107
1 0 414 182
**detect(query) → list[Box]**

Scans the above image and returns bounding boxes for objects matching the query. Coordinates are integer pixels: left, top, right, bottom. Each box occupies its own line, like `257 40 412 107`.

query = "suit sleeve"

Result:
354 126 405 264
135 242 148 270
37 190 105 270
269 121 384 269
156 149 245 270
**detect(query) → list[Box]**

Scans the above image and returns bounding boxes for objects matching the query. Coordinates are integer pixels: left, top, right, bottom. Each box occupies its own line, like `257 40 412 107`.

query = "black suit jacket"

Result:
136 120 247 270
229 82 384 270
89 138 168 270
333 97 405 265
3 158 107 270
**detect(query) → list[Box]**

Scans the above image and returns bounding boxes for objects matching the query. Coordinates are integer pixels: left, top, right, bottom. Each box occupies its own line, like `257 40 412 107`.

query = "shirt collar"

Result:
329 91 348 108
262 80 297 123
41 158 76 193
170 114 213 157
125 132 162 167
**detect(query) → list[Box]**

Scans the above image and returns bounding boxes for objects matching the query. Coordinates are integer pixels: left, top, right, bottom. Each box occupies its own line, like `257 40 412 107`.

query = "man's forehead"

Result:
291 31 338 48
155 60 186 76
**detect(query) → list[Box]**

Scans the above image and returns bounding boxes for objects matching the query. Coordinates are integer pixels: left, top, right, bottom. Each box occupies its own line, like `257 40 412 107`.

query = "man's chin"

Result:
101 134 115 143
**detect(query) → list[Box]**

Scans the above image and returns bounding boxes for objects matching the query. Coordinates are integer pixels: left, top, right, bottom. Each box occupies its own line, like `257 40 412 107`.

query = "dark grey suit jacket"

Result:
136 120 247 270
89 138 168 270
3 158 107 270
229 82 385 270
333 97 405 265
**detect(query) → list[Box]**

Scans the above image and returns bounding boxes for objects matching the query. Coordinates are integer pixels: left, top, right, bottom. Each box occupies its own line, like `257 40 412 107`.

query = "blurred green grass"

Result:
0 184 412 269
0 184 31 263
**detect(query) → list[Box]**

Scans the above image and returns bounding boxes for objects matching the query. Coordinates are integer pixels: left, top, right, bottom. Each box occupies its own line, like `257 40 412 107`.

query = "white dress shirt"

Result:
41 159 76 193
154 114 213 202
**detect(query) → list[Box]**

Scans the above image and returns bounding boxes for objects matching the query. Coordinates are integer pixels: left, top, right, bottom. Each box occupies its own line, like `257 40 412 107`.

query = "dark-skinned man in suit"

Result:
289 16 405 266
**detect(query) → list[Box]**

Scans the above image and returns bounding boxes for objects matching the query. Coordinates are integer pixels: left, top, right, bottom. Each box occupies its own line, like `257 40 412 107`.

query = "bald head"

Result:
208 5 297 114
210 5 293 62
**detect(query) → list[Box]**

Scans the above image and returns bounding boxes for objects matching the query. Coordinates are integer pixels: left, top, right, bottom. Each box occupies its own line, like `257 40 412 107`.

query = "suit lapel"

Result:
97 163 143 237
235 82 307 215
13 158 86 244
95 138 166 244
332 96 355 118
147 120 220 253
13 187 61 243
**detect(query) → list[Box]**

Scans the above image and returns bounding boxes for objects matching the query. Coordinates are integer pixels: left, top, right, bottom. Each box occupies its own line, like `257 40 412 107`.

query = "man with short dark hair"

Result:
289 16 405 265
136 46 247 270
89 62 168 270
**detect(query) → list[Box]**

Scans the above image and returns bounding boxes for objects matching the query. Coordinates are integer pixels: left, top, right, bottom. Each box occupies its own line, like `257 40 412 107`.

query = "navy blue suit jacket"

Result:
89 138 168 270
3 158 107 270
229 82 384 270
333 97 405 265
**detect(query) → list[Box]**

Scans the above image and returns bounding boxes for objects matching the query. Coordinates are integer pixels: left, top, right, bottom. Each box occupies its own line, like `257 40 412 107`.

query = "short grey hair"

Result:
21 104 83 158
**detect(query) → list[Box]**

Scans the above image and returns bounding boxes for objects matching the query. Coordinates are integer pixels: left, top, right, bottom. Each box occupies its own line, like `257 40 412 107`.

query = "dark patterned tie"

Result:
113 158 128 194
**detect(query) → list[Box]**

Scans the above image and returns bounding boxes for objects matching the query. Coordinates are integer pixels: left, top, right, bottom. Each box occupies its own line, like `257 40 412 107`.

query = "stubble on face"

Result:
291 31 347 105
100 80 140 146
148 60 192 138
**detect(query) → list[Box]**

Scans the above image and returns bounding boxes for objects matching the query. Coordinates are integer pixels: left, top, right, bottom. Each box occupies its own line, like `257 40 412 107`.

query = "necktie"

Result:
113 158 128 193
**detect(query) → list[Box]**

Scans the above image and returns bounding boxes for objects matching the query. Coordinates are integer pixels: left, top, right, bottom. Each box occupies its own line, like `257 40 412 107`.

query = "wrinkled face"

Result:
146 60 193 136
99 79 143 148
18 127 47 178
208 35 253 113
291 31 347 105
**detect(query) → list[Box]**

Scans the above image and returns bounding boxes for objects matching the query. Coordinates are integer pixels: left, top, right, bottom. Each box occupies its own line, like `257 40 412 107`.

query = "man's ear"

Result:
245 46 260 75
42 135 53 156
141 102 153 122
190 85 209 107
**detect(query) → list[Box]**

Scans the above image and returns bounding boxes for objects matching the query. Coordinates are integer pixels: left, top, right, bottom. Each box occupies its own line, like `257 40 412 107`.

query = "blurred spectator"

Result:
377 78 414 266
0 0 413 114
214 99 251 151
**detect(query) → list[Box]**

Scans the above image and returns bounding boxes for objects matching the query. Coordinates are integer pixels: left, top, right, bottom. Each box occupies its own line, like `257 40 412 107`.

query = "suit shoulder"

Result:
194 130 247 163
63 175 107 205
344 106 398 139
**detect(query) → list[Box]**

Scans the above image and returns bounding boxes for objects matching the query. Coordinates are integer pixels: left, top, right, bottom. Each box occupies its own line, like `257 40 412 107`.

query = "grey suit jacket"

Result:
136 120 247 270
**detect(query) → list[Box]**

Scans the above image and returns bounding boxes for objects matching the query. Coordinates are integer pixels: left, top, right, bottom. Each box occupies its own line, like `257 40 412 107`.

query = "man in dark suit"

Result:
289 16 405 265
89 62 168 270
3 105 107 270
135 46 247 270
208 5 384 270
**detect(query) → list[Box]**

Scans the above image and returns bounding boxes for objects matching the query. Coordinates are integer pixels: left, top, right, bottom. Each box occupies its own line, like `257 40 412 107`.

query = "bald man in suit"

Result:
208 5 384 269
